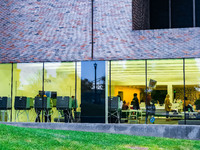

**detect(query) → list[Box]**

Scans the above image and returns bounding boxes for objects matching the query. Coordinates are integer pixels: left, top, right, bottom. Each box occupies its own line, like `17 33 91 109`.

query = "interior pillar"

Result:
167 84 174 103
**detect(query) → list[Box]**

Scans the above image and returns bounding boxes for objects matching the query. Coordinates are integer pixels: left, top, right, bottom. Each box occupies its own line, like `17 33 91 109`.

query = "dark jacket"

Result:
131 97 140 110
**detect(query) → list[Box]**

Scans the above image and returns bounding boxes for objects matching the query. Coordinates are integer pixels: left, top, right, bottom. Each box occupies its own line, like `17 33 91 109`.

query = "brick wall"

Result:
0 0 200 63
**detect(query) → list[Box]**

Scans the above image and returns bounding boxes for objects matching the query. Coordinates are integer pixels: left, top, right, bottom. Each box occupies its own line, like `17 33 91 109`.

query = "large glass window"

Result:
109 60 146 124
81 61 105 123
2 59 200 125
196 0 200 27
147 59 184 124
13 63 43 122
150 0 169 29
171 0 193 28
185 58 200 122
0 64 12 122
44 62 76 123
134 0 198 30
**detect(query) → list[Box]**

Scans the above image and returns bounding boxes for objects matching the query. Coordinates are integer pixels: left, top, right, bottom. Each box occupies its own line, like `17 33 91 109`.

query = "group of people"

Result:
121 93 140 110
122 92 197 120
120 93 176 121
122 93 149 111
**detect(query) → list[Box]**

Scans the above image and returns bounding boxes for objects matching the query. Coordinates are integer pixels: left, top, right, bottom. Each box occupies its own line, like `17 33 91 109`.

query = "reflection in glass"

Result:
13 63 43 122
81 61 105 123
44 62 76 123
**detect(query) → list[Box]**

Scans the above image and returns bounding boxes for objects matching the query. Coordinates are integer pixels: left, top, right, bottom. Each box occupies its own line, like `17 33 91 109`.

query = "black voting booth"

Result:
34 97 52 122
14 97 31 122
0 97 11 121
108 97 121 123
14 97 30 110
34 97 51 109
56 96 72 122
0 97 11 110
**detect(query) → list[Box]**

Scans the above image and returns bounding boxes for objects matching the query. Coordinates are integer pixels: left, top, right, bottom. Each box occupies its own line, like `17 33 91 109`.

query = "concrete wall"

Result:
1 122 200 140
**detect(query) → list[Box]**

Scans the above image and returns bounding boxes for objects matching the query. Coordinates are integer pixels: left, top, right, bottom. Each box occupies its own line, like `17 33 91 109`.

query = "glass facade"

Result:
81 61 105 123
44 62 76 123
147 59 183 124
150 0 169 29
109 60 146 123
0 59 200 124
185 59 200 122
13 63 43 122
171 0 193 28
0 64 12 122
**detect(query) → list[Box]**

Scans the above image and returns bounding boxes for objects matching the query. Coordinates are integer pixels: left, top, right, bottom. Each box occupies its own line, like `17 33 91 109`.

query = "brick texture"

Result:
93 0 200 60
0 0 92 63
0 0 200 63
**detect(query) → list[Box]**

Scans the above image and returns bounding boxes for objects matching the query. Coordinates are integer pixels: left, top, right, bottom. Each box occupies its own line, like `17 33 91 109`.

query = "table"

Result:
121 109 144 123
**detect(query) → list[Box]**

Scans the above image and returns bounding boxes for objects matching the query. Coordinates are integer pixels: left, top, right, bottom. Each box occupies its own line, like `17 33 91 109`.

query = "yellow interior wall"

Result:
0 64 12 97
12 64 39 122
0 64 12 121
114 86 141 104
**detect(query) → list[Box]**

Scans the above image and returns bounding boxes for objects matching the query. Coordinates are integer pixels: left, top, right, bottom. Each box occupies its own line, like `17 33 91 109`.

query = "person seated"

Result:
183 97 192 111
122 101 128 110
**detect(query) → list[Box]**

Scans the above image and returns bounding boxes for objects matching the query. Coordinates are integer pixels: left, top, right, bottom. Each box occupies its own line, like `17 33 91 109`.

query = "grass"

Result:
0 124 200 150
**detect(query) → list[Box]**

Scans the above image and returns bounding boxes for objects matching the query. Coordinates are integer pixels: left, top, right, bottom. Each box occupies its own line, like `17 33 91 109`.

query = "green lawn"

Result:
0 124 200 150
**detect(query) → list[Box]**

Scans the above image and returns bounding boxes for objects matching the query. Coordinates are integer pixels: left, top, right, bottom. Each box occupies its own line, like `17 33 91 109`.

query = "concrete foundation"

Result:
1 122 200 140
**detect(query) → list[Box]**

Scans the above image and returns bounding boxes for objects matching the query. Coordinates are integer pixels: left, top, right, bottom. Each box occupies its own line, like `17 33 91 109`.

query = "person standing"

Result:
131 93 140 122
131 93 140 110
146 92 152 107
165 94 172 121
